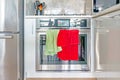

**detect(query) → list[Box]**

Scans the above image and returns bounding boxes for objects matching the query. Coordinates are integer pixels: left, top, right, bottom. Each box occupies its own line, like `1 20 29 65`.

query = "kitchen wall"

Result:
25 0 92 15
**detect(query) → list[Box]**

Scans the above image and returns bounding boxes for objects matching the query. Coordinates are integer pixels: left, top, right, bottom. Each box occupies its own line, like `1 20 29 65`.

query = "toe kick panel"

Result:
26 78 97 80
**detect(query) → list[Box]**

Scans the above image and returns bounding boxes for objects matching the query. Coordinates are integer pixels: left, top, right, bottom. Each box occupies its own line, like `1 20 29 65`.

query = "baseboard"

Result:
26 78 97 80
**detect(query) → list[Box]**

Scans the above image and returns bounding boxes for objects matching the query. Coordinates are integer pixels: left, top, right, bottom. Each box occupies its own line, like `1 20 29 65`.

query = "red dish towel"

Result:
57 30 79 60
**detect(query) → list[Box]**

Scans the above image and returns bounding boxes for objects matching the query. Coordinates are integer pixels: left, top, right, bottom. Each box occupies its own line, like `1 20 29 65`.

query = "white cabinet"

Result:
24 0 120 78
24 0 92 78
93 4 120 72
94 17 120 71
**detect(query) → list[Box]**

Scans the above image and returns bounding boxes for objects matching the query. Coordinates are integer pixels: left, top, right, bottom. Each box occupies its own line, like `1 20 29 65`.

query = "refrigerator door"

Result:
3 0 19 32
0 0 20 80
0 33 19 80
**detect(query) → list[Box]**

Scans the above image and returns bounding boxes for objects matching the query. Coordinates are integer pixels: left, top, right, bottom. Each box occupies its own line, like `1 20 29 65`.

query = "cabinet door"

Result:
94 18 120 71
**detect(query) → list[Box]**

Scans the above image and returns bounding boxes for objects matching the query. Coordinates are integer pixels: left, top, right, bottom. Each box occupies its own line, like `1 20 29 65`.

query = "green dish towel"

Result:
45 30 62 55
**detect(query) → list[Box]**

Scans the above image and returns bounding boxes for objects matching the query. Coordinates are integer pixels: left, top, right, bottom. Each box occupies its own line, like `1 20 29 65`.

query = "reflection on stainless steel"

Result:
36 29 90 71
95 20 102 70
96 32 102 70
0 0 23 79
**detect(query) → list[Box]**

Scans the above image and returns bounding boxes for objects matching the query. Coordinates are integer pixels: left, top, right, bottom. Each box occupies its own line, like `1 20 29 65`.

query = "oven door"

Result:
36 29 90 71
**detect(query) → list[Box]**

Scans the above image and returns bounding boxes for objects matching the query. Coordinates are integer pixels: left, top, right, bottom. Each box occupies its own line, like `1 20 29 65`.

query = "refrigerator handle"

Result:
0 35 13 39
0 31 19 39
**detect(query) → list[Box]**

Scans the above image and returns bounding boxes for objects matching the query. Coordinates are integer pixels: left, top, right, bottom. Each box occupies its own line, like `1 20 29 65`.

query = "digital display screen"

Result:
55 19 70 27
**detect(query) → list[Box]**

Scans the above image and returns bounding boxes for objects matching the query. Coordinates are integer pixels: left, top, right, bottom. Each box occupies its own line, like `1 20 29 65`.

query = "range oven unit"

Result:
36 18 91 71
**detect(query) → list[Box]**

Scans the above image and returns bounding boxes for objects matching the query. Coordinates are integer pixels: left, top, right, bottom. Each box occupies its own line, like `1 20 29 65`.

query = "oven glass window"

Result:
39 34 87 65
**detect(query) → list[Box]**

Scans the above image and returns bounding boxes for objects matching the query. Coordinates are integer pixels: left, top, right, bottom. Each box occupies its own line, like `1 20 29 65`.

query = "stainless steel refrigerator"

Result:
0 0 24 80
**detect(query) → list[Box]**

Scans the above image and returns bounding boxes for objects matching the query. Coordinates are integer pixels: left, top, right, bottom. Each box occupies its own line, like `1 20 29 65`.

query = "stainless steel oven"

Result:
36 18 91 71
